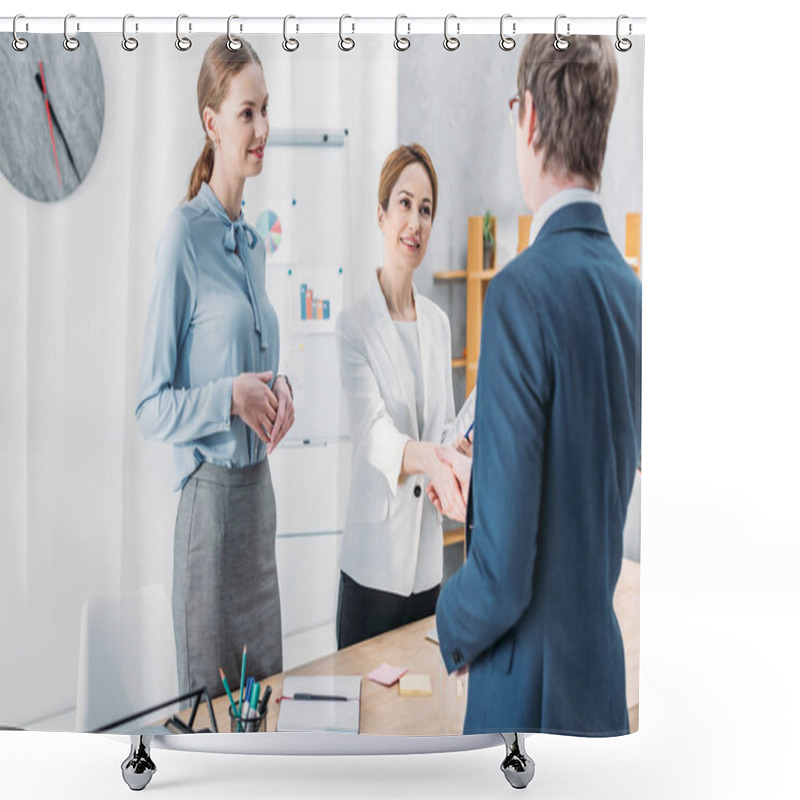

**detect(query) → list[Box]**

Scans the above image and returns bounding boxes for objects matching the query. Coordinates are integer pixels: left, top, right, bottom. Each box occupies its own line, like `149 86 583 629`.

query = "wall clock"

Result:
0 34 105 202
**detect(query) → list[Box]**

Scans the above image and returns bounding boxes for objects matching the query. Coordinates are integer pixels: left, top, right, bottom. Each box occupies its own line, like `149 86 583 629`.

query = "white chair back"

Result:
75 583 177 731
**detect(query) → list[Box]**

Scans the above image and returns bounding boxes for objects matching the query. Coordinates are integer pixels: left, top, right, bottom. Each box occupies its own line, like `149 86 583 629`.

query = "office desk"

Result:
185 559 639 735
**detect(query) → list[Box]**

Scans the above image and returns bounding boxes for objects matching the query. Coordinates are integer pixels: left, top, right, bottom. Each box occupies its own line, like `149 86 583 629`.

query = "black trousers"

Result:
336 571 440 650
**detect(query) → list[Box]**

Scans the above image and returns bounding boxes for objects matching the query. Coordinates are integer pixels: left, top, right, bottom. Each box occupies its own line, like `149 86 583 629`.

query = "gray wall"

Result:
397 36 523 408
398 35 645 409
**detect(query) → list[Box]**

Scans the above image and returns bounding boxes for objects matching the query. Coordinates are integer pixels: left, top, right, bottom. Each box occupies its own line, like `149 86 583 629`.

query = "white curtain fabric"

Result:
0 34 397 726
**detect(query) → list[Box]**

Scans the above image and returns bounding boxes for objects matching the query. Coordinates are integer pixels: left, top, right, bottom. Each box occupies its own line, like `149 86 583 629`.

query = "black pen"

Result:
293 693 349 702
258 684 272 716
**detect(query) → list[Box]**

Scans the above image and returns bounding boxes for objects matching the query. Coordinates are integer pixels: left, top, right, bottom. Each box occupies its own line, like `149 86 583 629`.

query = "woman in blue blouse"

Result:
136 36 293 701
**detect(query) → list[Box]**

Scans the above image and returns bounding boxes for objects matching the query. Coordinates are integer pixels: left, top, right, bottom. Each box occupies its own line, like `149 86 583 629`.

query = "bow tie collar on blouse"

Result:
198 182 268 350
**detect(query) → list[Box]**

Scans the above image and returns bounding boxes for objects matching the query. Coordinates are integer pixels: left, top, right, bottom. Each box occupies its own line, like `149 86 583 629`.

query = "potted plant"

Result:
482 211 496 270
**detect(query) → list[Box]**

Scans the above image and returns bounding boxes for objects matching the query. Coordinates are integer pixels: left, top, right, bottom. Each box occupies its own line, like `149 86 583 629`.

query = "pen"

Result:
293 693 349 702
241 697 251 732
463 421 474 441
258 684 272 716
248 683 260 732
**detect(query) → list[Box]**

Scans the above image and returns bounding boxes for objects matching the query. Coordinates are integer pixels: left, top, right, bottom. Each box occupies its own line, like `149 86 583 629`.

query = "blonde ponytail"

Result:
188 139 215 201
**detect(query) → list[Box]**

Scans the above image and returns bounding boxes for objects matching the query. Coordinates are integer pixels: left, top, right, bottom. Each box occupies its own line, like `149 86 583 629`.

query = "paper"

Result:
367 663 408 687
277 675 361 733
442 388 476 446
399 674 432 697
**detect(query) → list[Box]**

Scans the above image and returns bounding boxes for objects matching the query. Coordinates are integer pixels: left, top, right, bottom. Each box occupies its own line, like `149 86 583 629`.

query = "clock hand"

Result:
35 68 81 183
35 62 62 189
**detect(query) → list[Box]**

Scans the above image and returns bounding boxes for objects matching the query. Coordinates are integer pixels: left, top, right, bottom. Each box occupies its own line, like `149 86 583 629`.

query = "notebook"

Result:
277 675 362 734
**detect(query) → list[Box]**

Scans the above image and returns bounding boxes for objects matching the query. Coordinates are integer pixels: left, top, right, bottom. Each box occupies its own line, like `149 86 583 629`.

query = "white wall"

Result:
0 33 397 728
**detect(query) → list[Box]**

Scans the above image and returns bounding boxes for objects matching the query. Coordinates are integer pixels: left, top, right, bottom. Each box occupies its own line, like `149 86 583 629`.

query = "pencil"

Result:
219 668 238 717
238 644 247 716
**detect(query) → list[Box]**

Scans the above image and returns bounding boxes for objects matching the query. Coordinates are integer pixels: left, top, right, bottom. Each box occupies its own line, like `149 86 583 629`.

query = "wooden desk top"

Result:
186 559 640 736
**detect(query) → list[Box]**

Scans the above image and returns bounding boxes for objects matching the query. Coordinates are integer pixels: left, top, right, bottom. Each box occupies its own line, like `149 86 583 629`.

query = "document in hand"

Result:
277 675 362 734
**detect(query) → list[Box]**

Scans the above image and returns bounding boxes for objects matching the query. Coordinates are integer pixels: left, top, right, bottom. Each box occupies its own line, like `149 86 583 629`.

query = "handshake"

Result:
425 438 473 523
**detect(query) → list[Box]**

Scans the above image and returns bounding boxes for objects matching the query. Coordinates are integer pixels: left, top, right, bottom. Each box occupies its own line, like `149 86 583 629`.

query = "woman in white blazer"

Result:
335 144 464 649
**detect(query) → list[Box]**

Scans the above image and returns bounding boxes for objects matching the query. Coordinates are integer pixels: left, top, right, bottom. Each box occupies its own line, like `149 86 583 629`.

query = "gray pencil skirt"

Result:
172 459 282 703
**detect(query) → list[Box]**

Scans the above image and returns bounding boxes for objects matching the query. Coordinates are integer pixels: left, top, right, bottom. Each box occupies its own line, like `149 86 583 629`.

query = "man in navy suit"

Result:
434 34 641 735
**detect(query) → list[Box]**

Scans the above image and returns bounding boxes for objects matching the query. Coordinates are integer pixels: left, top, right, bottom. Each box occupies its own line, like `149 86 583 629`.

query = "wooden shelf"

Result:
469 269 500 281
433 270 467 280
451 358 467 368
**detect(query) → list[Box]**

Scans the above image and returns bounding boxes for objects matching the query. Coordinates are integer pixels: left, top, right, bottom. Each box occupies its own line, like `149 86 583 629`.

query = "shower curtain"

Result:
0 21 644 739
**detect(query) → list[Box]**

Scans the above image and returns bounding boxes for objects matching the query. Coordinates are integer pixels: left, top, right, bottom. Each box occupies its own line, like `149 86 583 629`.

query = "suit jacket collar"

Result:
537 201 611 242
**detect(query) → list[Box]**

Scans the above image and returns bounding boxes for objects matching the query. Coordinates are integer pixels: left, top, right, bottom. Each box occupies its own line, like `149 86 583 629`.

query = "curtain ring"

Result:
615 15 632 52
283 15 299 52
394 15 410 51
122 14 139 51
499 14 515 51
12 15 29 52
176 14 192 51
226 15 242 51
338 14 355 51
554 14 570 51
443 14 460 51
63 13 80 51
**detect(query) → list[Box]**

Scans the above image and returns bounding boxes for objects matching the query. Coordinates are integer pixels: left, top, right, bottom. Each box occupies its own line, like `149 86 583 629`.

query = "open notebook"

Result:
277 676 362 734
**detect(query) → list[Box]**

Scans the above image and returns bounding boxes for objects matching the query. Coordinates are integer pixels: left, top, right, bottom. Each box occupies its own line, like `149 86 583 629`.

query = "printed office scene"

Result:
0 33 643 737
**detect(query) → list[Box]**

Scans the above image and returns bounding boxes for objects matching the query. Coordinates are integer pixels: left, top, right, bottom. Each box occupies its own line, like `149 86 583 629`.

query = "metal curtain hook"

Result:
615 15 632 52
283 15 299 52
176 14 192 51
394 15 410 51
443 14 460 51
12 14 29 51
227 15 242 51
499 14 515 51
122 14 139 51
554 14 570 51
63 13 80 51
339 14 355 51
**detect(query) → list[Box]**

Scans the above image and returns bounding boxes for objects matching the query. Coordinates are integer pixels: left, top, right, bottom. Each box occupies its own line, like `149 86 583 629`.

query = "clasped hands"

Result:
426 441 473 523
231 371 295 455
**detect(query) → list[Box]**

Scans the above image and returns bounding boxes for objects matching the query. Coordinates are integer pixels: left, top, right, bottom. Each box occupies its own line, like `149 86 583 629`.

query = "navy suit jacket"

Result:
436 202 642 736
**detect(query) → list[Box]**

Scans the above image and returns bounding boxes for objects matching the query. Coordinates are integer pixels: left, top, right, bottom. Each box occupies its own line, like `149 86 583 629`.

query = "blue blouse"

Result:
136 182 280 489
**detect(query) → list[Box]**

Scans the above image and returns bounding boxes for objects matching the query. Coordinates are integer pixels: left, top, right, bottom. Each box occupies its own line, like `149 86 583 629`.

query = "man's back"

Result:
436 201 641 735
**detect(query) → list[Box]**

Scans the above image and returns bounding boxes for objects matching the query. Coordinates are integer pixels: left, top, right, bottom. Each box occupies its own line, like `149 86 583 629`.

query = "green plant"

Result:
483 211 495 248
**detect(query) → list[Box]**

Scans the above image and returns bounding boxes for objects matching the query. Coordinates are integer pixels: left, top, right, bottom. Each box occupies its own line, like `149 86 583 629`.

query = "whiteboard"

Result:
243 130 351 443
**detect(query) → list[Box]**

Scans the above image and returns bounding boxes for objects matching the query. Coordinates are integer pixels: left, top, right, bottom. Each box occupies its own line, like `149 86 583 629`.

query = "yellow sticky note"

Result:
399 674 432 697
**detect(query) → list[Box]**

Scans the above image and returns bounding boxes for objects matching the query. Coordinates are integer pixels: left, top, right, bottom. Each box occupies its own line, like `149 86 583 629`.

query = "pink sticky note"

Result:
367 662 409 687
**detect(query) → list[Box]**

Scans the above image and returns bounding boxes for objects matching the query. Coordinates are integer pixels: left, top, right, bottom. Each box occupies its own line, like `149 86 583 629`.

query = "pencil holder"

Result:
229 704 267 733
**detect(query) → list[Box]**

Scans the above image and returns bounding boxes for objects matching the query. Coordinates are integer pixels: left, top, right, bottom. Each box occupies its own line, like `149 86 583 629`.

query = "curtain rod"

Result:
1 16 646 37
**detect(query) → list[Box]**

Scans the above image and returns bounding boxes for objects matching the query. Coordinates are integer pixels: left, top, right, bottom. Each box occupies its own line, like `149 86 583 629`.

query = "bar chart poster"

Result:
292 268 343 334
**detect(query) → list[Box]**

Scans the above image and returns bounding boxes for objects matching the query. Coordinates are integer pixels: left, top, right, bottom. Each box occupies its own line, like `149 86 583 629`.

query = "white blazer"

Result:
336 270 456 596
